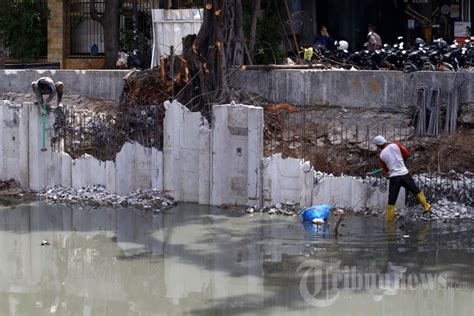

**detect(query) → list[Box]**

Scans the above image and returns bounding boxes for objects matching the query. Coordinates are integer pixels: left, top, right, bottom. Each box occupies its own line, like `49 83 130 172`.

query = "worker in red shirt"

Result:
373 135 431 221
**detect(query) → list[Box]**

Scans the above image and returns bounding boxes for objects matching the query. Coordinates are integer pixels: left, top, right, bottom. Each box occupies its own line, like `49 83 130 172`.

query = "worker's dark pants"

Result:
388 174 420 205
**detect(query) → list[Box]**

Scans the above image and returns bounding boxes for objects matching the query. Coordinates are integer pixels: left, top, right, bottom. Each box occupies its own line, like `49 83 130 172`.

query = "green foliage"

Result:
243 0 285 64
0 0 50 61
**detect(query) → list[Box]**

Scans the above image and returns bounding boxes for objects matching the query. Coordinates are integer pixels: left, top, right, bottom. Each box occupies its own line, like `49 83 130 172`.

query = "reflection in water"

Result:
0 202 472 315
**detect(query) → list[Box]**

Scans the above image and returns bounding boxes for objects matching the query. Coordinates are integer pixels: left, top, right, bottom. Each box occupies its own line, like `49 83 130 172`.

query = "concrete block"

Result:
0 102 22 182
88 158 106 187
163 100 182 200
47 151 62 186
105 160 116 193
231 70 474 110
61 153 72 187
151 148 163 192
262 154 314 207
210 105 232 205
163 100 203 202
115 142 132 195
350 180 368 212
247 105 264 206
28 103 55 190
19 103 30 188
129 143 151 191
299 162 313 208
71 158 84 189
0 70 128 100
0 103 6 180
198 126 210 204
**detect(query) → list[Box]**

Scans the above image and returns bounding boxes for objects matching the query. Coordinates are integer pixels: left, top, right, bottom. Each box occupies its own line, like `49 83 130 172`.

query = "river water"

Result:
0 201 472 315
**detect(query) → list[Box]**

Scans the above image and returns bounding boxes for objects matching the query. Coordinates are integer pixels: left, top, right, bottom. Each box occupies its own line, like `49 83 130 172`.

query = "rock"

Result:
460 103 474 124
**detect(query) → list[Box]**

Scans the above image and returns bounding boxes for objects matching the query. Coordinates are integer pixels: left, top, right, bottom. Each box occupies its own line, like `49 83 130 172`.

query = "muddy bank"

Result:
0 179 36 201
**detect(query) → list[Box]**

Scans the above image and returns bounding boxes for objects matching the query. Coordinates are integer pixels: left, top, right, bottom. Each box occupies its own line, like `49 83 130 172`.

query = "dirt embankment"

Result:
261 103 474 176
0 179 36 202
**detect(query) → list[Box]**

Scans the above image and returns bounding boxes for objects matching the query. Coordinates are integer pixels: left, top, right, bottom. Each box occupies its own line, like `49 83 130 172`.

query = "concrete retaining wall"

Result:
0 100 399 210
210 103 264 206
0 101 163 194
262 154 405 211
262 154 313 207
163 100 210 203
312 175 405 211
0 70 129 100
4 69 472 109
0 102 22 182
231 70 474 109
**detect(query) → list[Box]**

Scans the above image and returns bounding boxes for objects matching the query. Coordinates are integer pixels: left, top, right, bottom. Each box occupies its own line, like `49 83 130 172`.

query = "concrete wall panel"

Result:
0 70 128 100
231 70 474 109
210 104 264 206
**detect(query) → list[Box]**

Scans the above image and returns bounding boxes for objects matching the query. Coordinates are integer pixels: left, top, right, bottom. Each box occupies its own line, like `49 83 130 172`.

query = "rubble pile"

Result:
37 185 175 210
251 170 472 222
246 203 301 216
411 173 473 206
400 199 473 222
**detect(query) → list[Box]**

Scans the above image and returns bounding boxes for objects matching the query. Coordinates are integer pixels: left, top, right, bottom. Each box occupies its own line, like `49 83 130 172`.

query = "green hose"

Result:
367 156 414 176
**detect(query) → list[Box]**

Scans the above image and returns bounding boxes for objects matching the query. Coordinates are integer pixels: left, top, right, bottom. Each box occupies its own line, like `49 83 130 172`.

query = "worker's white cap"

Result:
373 135 387 146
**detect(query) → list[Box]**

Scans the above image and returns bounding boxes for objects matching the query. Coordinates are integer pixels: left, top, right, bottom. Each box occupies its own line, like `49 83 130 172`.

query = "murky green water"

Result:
0 202 473 315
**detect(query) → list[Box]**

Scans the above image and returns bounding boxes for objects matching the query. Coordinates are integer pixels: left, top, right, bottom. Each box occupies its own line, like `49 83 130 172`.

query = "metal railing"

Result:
68 0 153 67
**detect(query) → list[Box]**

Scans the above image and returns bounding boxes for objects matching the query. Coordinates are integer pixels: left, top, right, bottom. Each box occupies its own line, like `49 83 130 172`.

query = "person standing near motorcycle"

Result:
314 26 335 50
367 24 382 51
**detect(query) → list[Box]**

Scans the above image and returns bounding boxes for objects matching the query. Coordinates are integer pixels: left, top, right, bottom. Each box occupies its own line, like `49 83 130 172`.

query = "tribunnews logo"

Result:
297 259 468 308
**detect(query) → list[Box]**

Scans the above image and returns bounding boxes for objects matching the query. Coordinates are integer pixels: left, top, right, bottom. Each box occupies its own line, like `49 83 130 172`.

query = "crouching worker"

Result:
31 77 64 110
373 135 431 221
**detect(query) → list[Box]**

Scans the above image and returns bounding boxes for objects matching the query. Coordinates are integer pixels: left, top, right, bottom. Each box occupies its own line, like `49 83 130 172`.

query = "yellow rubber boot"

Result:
416 192 431 213
387 205 396 222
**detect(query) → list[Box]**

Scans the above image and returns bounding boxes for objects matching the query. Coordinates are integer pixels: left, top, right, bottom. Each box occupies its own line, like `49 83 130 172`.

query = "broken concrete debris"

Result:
400 199 473 222
246 202 300 216
37 185 175 210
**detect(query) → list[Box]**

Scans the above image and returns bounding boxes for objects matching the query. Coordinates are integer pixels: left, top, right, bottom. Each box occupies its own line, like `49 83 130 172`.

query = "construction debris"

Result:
37 185 175 210
400 199 473 222
246 203 300 216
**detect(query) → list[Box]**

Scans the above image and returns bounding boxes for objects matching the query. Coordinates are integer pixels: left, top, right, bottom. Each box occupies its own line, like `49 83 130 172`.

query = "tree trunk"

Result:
0 32 5 69
193 0 245 103
247 0 261 55
91 0 121 69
